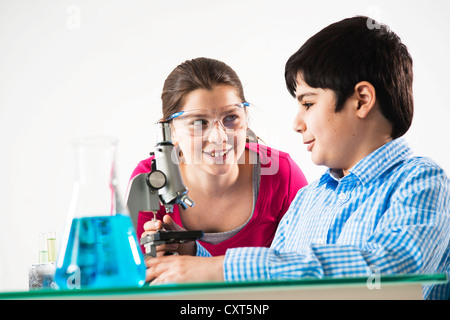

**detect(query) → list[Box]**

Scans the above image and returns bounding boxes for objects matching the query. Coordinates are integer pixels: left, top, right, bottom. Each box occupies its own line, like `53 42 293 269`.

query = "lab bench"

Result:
0 274 447 300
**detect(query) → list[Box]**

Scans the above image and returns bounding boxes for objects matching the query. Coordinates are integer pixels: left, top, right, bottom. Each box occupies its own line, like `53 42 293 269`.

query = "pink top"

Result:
130 143 308 256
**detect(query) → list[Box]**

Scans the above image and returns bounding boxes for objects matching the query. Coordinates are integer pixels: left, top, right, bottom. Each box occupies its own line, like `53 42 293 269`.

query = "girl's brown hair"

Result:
161 57 246 119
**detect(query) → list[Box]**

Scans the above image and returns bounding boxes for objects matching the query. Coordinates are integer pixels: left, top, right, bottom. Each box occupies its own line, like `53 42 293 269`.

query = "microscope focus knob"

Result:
147 170 166 190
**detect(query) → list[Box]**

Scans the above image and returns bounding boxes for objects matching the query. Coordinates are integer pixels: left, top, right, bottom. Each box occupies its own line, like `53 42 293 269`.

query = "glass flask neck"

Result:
69 136 125 218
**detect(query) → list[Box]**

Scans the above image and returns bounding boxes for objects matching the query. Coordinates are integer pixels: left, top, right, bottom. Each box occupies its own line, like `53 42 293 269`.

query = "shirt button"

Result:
316 238 325 244
338 193 347 200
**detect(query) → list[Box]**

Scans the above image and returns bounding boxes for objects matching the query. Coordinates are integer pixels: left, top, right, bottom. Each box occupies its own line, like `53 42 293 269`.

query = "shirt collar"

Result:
318 137 413 187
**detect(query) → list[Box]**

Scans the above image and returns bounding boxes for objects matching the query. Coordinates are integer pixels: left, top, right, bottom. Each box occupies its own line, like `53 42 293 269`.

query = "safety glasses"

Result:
166 102 249 137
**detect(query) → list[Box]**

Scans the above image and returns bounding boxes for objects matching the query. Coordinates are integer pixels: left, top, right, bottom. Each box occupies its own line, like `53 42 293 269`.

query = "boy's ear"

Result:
354 81 376 119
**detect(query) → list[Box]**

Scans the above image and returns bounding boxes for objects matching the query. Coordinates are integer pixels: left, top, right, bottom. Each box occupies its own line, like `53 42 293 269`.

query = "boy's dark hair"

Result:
285 16 413 139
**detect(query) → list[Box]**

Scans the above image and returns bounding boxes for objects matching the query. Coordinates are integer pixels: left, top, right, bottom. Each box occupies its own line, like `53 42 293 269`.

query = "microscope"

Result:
126 121 203 258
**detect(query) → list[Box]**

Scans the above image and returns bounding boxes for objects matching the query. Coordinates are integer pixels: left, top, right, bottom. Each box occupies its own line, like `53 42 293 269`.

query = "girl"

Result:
131 57 307 256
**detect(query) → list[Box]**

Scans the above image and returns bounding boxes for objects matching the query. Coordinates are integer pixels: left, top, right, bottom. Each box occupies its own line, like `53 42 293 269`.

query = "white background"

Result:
1 0 449 292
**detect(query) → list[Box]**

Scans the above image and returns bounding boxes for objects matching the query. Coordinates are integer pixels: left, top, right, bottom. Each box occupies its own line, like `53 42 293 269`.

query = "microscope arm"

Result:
125 172 161 230
125 121 200 259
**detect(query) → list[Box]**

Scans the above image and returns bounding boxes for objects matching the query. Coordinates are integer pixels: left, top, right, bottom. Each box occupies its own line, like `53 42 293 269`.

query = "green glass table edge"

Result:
1 273 447 299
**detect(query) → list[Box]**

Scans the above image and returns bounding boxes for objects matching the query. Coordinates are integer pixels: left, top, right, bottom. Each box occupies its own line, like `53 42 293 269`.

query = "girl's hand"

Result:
142 215 196 256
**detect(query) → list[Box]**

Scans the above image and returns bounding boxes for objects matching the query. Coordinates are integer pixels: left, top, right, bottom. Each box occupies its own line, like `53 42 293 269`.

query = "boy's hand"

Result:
146 255 225 284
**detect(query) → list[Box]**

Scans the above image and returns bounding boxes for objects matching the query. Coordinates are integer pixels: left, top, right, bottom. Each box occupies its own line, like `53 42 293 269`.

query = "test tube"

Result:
39 233 49 264
47 232 56 263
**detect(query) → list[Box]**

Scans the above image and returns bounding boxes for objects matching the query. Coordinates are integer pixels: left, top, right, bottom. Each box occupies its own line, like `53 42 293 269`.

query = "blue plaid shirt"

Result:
197 137 450 299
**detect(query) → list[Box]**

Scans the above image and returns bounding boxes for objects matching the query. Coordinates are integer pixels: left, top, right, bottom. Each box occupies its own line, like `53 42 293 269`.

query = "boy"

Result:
146 16 450 300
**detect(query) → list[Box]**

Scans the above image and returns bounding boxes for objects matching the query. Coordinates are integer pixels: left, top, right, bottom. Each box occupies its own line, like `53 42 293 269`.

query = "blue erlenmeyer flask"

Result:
55 137 146 289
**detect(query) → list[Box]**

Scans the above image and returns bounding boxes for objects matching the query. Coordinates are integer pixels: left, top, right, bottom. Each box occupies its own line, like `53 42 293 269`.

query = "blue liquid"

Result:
55 214 146 289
